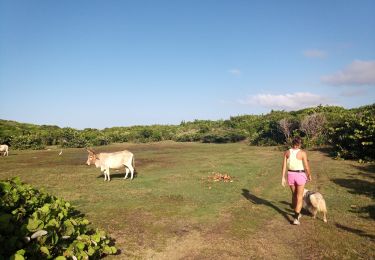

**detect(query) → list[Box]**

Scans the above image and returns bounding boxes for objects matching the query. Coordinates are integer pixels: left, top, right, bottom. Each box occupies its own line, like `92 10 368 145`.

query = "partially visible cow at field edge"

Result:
0 145 9 156
86 148 135 181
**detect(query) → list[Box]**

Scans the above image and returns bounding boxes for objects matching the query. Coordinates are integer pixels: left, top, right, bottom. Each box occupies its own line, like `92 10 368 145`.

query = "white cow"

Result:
0 145 9 156
86 149 135 181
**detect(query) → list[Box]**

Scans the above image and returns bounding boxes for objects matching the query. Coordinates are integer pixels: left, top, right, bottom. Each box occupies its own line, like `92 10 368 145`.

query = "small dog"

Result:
303 189 327 223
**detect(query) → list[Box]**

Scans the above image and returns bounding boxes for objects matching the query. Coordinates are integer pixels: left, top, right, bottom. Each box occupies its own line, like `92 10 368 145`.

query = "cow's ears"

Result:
86 148 95 154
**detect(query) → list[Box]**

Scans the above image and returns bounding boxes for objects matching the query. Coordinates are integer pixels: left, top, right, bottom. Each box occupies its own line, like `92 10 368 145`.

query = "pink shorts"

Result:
287 171 307 186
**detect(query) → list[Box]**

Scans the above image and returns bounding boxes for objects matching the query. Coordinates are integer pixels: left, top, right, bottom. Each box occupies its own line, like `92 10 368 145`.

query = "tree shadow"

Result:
335 223 375 241
310 146 336 157
108 237 122 256
332 174 374 220
331 178 374 199
350 205 375 220
241 189 292 223
70 208 86 218
350 164 375 180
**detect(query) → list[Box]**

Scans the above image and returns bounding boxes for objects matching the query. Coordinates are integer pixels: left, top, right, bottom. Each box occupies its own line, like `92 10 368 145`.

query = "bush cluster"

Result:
11 135 45 150
328 107 375 160
1 104 373 160
0 178 117 259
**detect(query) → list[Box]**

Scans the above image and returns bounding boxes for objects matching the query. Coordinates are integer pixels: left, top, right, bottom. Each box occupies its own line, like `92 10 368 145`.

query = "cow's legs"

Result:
106 167 111 181
124 164 134 180
101 167 107 181
124 167 130 179
128 165 134 180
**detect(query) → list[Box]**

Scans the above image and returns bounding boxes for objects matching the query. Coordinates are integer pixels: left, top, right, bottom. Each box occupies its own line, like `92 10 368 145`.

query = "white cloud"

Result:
303 49 327 59
339 88 367 97
228 68 241 76
239 92 331 110
321 60 375 86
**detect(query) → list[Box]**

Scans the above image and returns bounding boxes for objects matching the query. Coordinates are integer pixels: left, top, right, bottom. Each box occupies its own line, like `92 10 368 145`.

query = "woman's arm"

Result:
302 151 312 181
281 152 288 187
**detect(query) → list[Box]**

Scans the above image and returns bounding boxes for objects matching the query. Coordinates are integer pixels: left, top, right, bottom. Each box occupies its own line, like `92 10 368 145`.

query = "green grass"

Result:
1 141 374 259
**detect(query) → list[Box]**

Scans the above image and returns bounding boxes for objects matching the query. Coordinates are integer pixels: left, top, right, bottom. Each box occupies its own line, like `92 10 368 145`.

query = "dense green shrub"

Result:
328 106 375 160
173 132 202 142
60 128 87 148
0 177 117 259
1 104 374 161
11 135 45 150
250 119 284 146
81 129 110 146
136 128 162 142
201 133 227 143
201 130 246 143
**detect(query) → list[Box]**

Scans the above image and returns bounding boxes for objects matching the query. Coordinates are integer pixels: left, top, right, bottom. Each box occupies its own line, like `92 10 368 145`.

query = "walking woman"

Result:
281 137 311 225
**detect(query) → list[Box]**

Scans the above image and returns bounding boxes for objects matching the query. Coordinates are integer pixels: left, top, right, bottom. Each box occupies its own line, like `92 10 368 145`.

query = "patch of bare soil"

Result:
247 217 307 259
135 156 173 169
144 230 207 260
194 209 298 259
138 206 333 260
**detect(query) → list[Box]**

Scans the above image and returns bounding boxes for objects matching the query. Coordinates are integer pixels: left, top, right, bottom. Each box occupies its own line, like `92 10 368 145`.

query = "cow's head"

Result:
86 148 98 165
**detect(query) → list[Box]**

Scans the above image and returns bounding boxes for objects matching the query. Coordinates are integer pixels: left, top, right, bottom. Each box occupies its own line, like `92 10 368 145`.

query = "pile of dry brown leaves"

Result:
207 172 234 182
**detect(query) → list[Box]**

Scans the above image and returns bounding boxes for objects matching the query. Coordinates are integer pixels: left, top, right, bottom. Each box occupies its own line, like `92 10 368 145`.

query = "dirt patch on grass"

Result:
136 157 174 169
144 230 207 259
93 141 192 154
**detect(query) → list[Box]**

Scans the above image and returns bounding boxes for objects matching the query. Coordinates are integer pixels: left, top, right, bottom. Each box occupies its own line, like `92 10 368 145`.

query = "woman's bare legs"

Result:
295 185 304 214
290 184 305 224
289 185 296 208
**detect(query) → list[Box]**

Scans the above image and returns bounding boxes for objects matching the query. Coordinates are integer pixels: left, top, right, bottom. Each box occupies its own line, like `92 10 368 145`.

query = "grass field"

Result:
0 141 374 259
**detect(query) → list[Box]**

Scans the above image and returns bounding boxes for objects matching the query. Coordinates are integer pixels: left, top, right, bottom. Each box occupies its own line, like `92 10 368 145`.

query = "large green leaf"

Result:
10 254 24 260
46 219 59 228
76 241 85 250
40 246 50 256
41 204 50 214
26 218 44 232
0 181 12 193
51 231 59 245
63 220 74 236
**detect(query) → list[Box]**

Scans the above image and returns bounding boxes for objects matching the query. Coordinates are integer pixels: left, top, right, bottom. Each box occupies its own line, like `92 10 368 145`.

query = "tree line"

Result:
0 104 374 161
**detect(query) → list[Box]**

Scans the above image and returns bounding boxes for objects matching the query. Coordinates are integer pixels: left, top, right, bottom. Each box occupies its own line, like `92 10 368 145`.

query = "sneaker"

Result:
293 218 300 225
292 213 301 225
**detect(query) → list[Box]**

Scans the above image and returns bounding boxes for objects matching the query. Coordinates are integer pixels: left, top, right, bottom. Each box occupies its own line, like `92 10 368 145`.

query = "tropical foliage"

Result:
0 104 374 160
0 178 117 259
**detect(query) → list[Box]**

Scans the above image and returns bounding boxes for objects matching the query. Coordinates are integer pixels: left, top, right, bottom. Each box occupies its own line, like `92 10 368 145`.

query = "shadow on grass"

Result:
279 200 295 213
108 237 122 256
310 146 336 157
96 170 138 180
70 208 86 218
335 223 375 241
241 189 292 223
350 205 375 220
332 176 375 220
351 164 375 180
279 200 313 216
331 178 374 199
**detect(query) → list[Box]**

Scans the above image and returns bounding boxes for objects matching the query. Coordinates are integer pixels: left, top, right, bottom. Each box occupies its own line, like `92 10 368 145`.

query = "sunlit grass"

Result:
0 141 373 259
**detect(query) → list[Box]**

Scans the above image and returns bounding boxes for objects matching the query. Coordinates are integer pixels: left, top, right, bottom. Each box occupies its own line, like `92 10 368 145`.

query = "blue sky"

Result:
1 0 374 129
